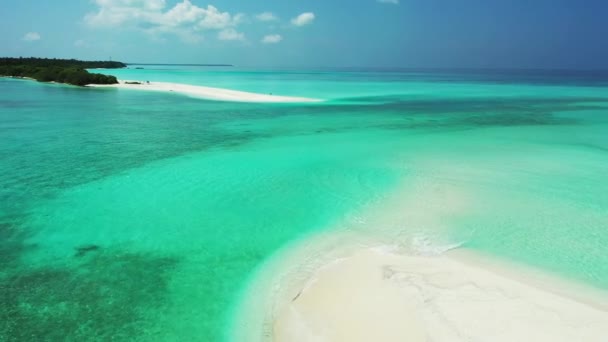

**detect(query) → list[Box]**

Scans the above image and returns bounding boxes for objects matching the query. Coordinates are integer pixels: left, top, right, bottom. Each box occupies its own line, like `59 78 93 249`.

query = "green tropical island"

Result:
0 57 126 86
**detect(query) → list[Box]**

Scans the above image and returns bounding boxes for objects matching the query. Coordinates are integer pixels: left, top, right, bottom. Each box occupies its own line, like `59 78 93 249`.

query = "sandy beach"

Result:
232 176 608 342
276 247 608 342
233 233 608 342
88 80 322 103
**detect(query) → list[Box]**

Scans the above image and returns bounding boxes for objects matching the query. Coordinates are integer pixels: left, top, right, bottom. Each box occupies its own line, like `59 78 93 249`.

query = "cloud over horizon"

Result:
261 34 282 44
23 32 41 41
291 12 315 27
84 0 244 43
377 0 400 4
256 12 278 22
218 28 244 41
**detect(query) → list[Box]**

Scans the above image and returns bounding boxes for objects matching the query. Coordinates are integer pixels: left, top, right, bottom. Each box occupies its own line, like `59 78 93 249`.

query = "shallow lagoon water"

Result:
1 69 608 340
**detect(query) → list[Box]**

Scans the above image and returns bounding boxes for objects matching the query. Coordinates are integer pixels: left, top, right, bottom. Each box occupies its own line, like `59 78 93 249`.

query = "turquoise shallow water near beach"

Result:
1 68 608 340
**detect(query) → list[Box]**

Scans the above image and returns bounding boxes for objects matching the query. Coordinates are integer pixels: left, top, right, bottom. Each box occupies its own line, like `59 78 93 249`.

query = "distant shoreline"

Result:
1 57 123 86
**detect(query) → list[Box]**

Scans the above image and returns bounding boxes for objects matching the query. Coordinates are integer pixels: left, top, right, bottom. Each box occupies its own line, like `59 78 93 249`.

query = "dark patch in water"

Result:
337 95 608 108
0 100 30 109
283 96 606 122
277 97 595 135
581 144 608 153
0 248 178 341
563 142 608 154
74 244 101 258
456 111 577 127
0 223 21 271
0 221 39 273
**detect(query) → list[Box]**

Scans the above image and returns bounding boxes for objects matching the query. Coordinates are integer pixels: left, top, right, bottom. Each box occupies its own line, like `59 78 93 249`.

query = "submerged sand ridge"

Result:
88 80 322 103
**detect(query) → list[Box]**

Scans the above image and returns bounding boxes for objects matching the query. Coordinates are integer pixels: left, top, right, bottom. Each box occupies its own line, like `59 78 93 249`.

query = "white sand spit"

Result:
88 80 322 103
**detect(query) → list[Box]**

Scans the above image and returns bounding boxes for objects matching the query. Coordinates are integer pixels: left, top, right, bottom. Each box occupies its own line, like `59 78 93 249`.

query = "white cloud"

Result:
377 0 399 4
23 32 41 41
84 0 244 43
261 34 282 44
218 28 244 41
291 12 315 27
256 12 277 22
74 39 87 47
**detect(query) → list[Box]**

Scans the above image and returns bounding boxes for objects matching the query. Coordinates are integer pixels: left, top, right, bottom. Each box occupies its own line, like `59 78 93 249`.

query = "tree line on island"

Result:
0 57 126 86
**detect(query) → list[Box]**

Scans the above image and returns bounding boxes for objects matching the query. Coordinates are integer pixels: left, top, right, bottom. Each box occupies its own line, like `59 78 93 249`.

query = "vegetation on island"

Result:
0 57 126 86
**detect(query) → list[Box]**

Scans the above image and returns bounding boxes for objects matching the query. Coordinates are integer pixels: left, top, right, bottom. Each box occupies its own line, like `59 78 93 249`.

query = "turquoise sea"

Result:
1 67 608 340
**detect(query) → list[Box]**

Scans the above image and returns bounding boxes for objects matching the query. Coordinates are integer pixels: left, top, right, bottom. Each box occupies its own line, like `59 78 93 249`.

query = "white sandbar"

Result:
232 228 608 342
232 175 608 342
270 247 608 342
88 80 322 103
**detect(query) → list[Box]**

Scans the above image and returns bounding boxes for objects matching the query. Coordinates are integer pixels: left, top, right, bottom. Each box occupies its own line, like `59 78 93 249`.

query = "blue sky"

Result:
1 0 607 69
